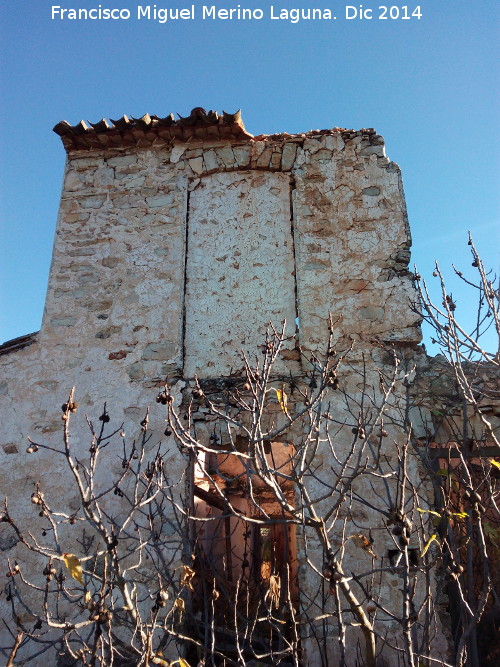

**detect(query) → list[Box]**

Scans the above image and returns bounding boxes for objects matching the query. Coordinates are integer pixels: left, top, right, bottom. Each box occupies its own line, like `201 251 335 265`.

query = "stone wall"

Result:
0 110 427 665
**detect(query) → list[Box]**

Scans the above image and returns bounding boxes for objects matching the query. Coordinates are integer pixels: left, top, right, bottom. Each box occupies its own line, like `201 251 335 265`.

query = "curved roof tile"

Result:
53 107 252 151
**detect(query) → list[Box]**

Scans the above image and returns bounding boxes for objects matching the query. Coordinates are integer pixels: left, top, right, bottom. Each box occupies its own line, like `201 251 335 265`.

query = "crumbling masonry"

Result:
0 109 459 664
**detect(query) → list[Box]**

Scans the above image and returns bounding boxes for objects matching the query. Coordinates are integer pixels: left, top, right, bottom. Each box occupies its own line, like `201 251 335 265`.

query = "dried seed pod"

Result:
322 564 334 579
156 597 167 608
328 376 339 390
156 391 173 405
242 382 251 391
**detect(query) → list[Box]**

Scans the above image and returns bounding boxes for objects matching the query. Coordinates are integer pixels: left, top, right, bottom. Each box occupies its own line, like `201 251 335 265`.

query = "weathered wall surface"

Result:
0 111 426 664
36 118 420 386
185 170 297 376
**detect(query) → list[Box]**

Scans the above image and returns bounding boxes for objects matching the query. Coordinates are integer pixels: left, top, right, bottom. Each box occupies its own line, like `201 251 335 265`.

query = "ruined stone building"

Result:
0 109 497 665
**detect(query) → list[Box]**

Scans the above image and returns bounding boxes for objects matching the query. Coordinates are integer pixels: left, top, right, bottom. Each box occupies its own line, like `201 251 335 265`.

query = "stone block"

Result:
142 342 177 361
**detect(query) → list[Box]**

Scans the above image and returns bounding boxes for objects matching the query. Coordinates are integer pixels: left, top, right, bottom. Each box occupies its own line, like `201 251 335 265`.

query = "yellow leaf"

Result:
62 553 83 584
84 591 91 604
490 459 500 469
272 387 288 414
269 574 281 609
179 659 190 667
180 565 195 592
452 512 468 519
421 534 438 558
417 508 441 517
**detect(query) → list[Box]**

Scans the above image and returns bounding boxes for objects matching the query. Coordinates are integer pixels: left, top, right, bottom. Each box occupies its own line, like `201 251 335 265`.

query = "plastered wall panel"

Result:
184 171 297 377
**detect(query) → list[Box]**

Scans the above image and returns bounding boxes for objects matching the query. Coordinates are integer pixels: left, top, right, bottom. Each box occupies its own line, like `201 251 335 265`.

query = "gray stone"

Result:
95 326 121 339
142 342 177 361
282 143 298 171
50 317 77 327
146 194 174 208
359 306 385 321
107 154 137 167
127 361 145 380
215 146 235 168
203 150 219 172
360 145 385 157
79 194 107 209
102 257 120 268
188 157 204 175
362 186 381 196
67 248 96 257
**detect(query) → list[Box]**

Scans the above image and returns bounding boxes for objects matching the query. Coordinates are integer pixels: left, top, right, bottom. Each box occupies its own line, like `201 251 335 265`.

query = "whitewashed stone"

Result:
0 124 432 665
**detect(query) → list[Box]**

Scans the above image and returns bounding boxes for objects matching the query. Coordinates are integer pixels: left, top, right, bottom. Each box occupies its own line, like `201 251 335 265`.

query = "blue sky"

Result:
0 1 498 351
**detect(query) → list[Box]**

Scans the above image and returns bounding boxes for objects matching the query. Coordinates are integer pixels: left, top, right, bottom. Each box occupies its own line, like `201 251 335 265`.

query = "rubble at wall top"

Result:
53 107 382 152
